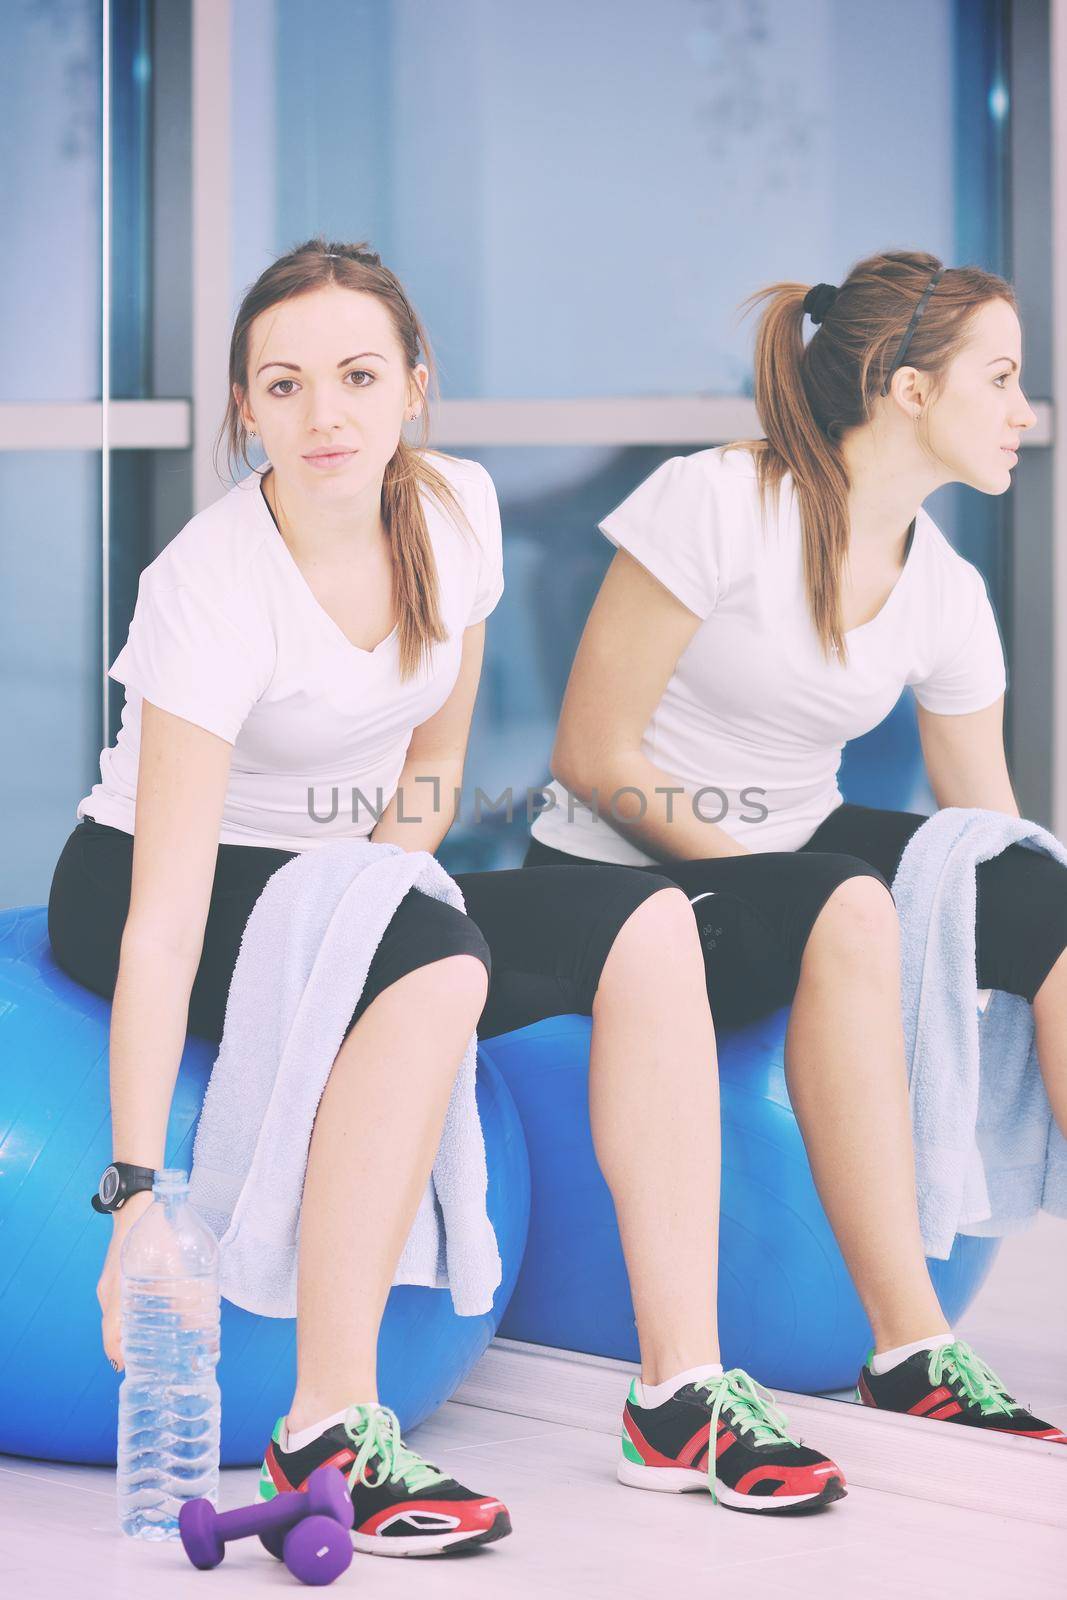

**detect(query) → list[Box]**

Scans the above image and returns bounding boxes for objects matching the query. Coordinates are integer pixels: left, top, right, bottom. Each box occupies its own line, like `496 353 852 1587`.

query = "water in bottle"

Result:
116 1167 221 1539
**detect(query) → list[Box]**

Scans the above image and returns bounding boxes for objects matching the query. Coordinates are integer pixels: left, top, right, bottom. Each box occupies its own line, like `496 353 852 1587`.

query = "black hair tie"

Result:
803 283 839 325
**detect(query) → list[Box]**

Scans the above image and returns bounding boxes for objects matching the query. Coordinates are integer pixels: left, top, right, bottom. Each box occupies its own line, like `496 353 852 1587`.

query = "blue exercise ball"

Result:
0 905 530 1466
839 689 926 811
487 1012 999 1393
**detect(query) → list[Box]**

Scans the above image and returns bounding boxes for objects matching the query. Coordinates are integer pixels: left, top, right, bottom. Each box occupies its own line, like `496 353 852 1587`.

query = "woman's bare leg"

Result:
785 877 948 1352
286 954 488 1432
1032 944 1067 1136
588 887 722 1384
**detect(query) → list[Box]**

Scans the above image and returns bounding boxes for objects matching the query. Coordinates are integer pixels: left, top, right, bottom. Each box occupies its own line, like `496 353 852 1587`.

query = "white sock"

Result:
636 1362 724 1408
869 1333 954 1376
283 1405 358 1453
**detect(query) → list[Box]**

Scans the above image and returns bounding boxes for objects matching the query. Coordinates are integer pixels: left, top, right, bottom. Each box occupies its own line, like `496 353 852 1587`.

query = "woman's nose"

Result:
305 388 347 431
1017 397 1038 431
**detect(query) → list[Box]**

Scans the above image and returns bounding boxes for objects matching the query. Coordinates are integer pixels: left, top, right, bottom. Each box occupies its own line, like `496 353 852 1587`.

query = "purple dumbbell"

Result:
257 1470 353 1562
272 1515 353 1586
179 1464 354 1584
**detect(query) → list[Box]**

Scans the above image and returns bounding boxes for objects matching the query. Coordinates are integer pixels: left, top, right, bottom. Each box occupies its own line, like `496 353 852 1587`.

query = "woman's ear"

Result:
891 366 929 421
408 363 429 418
233 383 254 432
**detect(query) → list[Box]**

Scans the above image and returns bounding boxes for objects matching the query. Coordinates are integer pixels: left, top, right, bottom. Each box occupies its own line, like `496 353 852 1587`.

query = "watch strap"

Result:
91 1162 158 1213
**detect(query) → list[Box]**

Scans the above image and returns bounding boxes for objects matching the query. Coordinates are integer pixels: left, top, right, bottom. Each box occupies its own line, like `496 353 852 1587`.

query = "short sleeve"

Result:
911 561 1007 715
599 454 721 620
466 465 505 625
108 573 270 744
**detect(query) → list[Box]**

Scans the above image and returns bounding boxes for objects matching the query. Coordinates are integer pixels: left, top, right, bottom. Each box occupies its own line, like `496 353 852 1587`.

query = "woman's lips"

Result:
1001 447 1018 461
303 449 356 469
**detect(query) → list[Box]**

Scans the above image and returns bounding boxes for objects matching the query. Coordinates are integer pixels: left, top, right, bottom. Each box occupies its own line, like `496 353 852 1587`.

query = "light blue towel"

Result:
892 806 1067 1258
188 838 502 1318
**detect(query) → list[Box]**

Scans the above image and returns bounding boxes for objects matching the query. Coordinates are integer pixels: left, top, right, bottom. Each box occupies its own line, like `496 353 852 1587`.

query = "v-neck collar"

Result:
252 468 399 658
842 512 925 641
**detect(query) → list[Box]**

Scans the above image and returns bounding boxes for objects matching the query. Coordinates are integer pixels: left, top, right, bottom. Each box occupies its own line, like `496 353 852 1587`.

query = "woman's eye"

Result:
267 372 374 396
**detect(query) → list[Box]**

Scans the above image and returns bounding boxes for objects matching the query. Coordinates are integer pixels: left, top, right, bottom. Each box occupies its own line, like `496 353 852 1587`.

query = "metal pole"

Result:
101 0 112 752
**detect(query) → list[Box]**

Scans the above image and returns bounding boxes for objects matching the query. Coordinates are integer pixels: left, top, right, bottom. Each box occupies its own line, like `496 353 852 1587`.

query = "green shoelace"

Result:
693 1368 800 1505
928 1340 1017 1419
342 1402 449 1495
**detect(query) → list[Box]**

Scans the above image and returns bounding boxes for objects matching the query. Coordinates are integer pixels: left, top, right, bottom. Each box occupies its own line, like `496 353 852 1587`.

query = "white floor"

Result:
2 1403 1063 1600
2 1219 1064 1600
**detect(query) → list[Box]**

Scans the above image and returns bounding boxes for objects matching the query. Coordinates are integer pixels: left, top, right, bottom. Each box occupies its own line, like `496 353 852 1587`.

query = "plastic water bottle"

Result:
117 1168 221 1539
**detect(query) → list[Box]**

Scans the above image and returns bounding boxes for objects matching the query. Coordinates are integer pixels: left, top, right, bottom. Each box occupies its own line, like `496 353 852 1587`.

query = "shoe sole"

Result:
617 1459 847 1514
352 1509 512 1557
861 1403 1067 1446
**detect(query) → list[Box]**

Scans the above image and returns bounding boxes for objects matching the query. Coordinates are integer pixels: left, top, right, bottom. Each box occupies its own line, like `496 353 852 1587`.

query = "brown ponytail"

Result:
725 249 1016 663
216 237 472 682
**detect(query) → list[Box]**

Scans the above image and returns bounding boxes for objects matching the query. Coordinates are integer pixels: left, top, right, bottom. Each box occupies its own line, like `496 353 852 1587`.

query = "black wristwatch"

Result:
91 1162 158 1214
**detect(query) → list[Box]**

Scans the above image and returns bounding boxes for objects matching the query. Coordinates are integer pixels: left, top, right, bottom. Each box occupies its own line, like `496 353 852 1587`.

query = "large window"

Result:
234 0 1000 402
3 2 103 404
223 0 1018 871
2 3 102 904
4 0 1052 906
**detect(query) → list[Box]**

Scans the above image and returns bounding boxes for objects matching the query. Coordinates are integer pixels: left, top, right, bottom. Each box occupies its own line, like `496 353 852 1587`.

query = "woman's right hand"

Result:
97 1190 154 1373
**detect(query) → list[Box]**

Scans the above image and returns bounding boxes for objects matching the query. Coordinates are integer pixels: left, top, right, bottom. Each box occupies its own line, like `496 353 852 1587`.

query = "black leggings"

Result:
524 802 1067 1029
48 816 673 1044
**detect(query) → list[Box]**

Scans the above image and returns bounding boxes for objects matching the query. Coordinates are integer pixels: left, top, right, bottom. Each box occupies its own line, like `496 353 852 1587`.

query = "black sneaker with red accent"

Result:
257 1402 512 1557
858 1339 1067 1444
618 1367 847 1514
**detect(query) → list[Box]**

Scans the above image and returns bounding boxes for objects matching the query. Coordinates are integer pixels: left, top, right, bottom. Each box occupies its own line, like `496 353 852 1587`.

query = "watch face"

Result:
100 1166 120 1206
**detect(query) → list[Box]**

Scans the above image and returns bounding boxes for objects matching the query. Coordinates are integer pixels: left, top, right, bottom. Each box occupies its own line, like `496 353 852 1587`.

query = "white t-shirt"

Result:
78 451 504 851
531 445 1007 863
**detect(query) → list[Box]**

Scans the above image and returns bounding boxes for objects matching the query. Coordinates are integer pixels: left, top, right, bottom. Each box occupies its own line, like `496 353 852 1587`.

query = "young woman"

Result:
528 250 1067 1446
47 239 847 1556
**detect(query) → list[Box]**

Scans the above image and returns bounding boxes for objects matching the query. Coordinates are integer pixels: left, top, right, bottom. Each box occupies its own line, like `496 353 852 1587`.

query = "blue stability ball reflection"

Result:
838 690 926 812
0 907 530 1467
488 1012 1000 1393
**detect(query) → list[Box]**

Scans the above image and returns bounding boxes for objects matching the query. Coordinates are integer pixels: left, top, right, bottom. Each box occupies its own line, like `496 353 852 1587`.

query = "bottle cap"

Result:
152 1168 190 1197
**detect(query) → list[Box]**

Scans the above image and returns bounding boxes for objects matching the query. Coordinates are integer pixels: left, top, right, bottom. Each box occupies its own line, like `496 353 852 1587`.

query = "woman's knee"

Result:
806 861 898 959
604 877 704 971
409 947 491 1010
400 899 491 990
348 902 489 1036
356 895 491 1026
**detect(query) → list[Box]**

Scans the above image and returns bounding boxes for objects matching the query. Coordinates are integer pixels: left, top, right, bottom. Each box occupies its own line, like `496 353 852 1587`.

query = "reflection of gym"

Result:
3 3 1065 1595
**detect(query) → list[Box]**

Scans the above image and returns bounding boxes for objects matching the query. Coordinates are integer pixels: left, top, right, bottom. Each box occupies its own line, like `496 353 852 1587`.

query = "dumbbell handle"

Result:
180 1467 353 1572
213 1488 311 1540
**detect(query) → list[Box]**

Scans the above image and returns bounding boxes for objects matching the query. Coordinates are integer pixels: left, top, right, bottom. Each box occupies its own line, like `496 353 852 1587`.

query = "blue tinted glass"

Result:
236 0 1008 400
1 0 102 401
0 455 101 905
110 0 154 398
